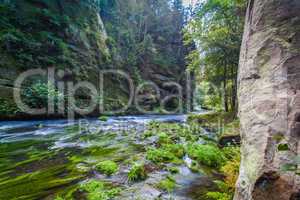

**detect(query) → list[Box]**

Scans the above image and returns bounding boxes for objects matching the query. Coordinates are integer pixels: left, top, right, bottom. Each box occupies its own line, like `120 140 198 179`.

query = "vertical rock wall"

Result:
235 0 300 199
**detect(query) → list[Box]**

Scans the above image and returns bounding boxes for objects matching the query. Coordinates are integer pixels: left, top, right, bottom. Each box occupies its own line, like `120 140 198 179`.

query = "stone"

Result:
117 183 162 200
235 0 300 199
218 135 241 147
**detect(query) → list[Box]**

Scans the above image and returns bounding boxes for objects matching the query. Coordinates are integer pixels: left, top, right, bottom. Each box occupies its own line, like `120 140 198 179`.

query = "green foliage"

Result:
22 82 63 109
184 0 247 112
0 98 20 115
101 0 188 86
188 112 221 125
194 82 223 111
156 176 176 192
157 132 172 146
221 119 240 137
146 122 201 143
205 146 241 199
146 148 177 164
128 163 147 182
54 196 65 200
187 144 226 168
222 147 240 160
95 160 118 176
221 148 240 190
0 0 190 116
0 2 74 68
0 0 112 80
206 191 231 200
146 144 184 164
206 180 233 200
163 144 185 158
188 112 237 135
81 180 105 193
80 180 120 200
0 163 84 200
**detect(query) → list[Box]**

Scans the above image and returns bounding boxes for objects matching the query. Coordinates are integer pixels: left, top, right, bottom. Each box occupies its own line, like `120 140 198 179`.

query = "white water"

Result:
0 114 187 144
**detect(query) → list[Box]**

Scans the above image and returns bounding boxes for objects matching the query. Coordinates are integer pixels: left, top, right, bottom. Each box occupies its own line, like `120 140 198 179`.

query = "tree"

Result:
99 0 191 111
184 0 246 113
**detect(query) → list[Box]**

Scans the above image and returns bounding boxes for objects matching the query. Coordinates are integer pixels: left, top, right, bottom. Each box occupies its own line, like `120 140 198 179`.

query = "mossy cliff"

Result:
0 0 190 118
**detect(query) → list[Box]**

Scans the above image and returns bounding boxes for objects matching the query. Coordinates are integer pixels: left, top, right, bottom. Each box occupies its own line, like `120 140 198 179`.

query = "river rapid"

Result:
0 114 218 200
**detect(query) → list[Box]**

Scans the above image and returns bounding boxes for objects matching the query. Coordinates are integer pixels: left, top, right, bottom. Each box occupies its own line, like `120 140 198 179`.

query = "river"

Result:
0 114 218 200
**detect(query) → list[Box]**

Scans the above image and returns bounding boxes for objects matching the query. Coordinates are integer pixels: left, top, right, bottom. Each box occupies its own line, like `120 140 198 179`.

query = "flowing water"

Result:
0 115 217 200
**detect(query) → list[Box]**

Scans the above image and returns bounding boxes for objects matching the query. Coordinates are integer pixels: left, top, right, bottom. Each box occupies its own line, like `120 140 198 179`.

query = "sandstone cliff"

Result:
236 0 300 199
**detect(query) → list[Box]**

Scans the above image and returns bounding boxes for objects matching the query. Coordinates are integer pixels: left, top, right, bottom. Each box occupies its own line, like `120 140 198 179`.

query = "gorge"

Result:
0 0 299 200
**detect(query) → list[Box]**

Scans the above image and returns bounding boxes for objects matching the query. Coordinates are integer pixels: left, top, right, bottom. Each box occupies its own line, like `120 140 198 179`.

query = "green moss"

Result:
95 161 118 176
221 120 240 137
189 160 201 172
54 196 65 200
147 121 160 129
156 176 176 192
273 134 284 143
163 144 185 158
144 122 202 144
187 144 226 168
157 132 172 145
146 143 184 165
98 116 109 122
142 130 154 139
204 146 241 199
221 157 240 190
206 192 231 200
128 163 147 182
146 148 176 164
187 112 235 133
187 112 221 124
278 144 289 151
80 180 120 200
80 180 105 193
83 145 118 158
0 165 84 200
222 147 240 160
167 166 179 174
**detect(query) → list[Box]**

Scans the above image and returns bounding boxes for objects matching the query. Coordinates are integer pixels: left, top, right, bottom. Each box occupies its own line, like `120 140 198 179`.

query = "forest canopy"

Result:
184 0 246 112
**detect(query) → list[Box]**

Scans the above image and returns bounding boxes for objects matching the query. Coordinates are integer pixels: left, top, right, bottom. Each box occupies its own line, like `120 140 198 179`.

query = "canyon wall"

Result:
236 0 300 199
0 0 190 118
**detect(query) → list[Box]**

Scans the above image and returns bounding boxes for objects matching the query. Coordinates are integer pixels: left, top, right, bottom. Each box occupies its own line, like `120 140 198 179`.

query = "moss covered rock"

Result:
95 160 118 176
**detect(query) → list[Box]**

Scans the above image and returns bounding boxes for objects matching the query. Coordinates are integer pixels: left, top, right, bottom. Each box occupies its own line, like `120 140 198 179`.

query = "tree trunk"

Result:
231 65 237 113
224 64 229 112
235 0 300 200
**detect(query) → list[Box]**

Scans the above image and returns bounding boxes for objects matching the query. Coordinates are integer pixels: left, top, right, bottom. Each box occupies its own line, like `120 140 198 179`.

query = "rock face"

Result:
0 0 113 117
0 0 191 118
235 0 300 199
